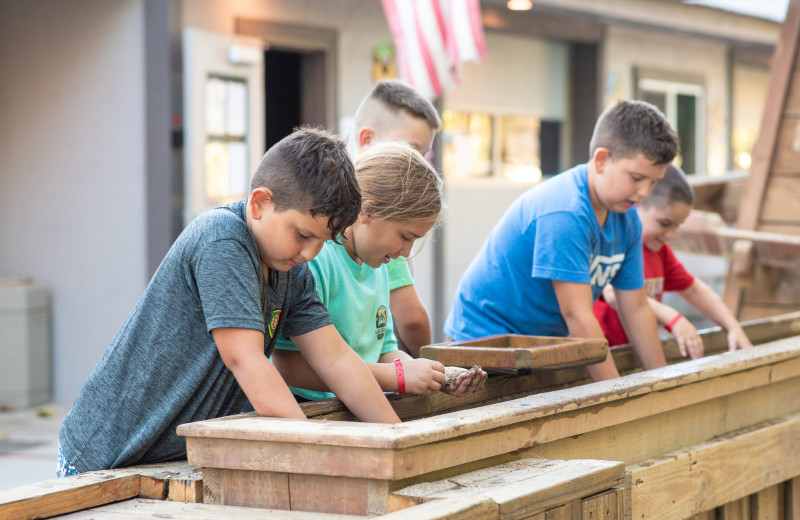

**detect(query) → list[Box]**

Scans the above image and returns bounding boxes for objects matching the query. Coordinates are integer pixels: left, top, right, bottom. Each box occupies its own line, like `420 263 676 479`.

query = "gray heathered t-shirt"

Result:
59 200 331 472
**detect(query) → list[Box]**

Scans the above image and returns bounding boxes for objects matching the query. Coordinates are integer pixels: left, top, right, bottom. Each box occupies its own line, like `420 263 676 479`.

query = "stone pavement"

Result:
0 403 69 491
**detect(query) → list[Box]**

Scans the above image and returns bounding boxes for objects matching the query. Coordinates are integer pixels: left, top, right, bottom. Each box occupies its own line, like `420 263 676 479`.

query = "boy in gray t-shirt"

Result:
58 128 401 474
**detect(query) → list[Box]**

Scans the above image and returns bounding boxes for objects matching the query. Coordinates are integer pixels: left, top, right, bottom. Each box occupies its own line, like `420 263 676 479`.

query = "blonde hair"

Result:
355 141 443 226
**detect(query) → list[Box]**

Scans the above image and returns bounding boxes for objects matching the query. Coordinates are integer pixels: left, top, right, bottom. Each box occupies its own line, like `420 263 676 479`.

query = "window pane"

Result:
442 110 492 179
205 141 229 203
500 116 541 182
226 80 247 137
677 94 696 174
227 141 248 197
641 91 666 114
205 77 227 135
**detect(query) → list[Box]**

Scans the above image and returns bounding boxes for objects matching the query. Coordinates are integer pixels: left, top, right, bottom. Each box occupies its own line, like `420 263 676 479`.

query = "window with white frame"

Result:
204 75 250 207
638 78 705 174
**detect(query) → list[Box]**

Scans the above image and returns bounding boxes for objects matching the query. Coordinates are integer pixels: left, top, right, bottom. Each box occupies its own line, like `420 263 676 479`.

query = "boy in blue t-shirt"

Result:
444 100 680 381
58 128 401 475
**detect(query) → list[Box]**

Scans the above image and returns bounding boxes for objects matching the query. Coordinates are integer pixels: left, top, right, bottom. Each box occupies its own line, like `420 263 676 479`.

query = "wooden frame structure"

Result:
6 313 800 519
715 0 800 320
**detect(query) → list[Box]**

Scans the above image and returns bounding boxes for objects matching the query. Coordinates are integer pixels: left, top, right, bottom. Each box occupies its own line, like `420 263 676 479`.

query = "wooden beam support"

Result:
628 412 800 519
391 458 623 519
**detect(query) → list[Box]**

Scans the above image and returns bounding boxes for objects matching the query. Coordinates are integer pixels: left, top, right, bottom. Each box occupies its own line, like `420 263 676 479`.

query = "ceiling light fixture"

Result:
507 0 532 10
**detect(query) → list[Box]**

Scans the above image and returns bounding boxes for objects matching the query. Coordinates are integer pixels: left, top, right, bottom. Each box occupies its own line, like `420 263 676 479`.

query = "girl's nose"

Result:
400 241 414 258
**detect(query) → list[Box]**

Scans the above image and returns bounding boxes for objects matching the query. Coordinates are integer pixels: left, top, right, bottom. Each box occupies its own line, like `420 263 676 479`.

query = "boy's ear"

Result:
357 127 375 150
592 147 611 174
359 208 372 224
248 187 275 219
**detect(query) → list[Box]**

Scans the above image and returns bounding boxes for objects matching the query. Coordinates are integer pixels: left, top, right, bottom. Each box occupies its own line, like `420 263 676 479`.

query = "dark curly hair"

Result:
250 126 361 243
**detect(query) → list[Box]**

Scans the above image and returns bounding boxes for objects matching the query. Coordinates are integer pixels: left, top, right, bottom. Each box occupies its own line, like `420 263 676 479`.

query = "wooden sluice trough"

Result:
3 312 800 519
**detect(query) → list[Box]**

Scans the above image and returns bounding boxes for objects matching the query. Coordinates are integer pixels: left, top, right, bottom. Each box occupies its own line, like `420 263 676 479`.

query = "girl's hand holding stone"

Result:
403 358 446 395
442 365 487 396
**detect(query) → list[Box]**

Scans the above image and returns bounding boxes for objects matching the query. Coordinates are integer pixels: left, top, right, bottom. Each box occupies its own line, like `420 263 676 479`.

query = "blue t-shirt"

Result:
274 241 398 400
59 200 331 472
444 164 644 340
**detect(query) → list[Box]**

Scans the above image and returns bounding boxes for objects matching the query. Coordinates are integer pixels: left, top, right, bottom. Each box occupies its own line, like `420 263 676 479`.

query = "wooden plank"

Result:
755 223 800 235
419 335 608 371
392 459 623 520
135 462 202 502
61 497 356 519
759 175 800 222
287 473 391 515
378 495 498 520
183 339 800 486
720 497 750 520
202 468 289 510
297 313 800 425
739 304 800 322
544 502 580 520
0 471 140 520
581 488 623 520
783 71 800 116
750 485 784 520
736 0 800 231
689 174 747 225
766 120 800 175
786 477 800 520
627 412 800 519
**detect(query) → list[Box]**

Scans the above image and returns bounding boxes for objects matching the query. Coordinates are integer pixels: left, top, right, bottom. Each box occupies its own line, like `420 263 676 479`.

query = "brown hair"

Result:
640 163 695 209
355 79 442 132
250 126 361 242
589 100 679 165
355 141 443 226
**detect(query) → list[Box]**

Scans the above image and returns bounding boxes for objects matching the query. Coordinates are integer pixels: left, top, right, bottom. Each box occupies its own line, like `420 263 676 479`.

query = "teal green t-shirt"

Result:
274 241 398 400
387 257 414 291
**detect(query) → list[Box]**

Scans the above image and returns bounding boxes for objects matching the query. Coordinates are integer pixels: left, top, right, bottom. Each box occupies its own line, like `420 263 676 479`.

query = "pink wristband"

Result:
394 359 405 395
665 313 682 333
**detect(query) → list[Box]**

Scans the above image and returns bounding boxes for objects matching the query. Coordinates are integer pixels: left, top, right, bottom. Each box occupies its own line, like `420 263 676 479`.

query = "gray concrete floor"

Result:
0 403 69 491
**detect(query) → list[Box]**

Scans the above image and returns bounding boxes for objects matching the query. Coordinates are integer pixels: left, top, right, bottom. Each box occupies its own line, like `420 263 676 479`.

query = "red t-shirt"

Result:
593 242 695 346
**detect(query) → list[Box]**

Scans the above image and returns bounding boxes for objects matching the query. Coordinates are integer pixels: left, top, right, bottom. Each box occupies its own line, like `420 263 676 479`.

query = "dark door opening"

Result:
264 49 302 150
263 48 328 151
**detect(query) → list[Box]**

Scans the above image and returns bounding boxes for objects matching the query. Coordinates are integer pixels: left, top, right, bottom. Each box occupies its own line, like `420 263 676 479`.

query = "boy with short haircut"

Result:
593 164 752 358
354 79 443 356
58 127 400 475
444 100 679 381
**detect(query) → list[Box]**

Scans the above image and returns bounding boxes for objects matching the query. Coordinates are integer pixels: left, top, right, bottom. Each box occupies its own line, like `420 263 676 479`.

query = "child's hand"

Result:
402 358 446 395
442 365 487 397
727 326 753 352
671 316 704 359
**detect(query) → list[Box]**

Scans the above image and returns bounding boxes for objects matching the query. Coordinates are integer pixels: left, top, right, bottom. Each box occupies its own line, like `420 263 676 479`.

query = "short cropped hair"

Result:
250 126 361 242
355 79 442 132
641 163 695 209
589 100 679 165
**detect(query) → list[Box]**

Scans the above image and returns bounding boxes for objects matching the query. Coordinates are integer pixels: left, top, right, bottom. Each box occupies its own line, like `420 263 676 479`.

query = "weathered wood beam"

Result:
390 458 624 518
627 412 800 519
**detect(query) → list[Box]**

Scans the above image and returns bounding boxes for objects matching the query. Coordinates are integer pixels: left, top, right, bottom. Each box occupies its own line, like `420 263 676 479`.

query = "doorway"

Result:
264 48 328 149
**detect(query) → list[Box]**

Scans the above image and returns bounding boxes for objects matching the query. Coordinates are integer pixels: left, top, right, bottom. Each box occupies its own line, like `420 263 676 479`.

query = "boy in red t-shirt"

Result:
593 164 752 359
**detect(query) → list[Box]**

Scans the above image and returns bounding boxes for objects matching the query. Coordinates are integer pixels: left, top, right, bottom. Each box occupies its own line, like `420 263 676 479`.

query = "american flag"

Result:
382 0 487 99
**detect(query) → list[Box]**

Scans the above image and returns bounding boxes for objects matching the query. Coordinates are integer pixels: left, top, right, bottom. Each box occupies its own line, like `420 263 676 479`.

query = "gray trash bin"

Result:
0 277 51 408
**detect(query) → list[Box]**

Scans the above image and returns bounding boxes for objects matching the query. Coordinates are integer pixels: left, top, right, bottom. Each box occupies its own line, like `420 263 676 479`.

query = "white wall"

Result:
602 25 730 175
0 0 148 403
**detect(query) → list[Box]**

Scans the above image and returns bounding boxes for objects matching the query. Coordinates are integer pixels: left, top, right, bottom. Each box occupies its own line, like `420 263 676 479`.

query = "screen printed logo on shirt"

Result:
644 277 664 298
375 305 388 340
589 253 625 288
267 310 281 338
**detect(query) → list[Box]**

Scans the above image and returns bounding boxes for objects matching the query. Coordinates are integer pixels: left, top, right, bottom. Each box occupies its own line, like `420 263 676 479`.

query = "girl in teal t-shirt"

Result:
272 142 486 399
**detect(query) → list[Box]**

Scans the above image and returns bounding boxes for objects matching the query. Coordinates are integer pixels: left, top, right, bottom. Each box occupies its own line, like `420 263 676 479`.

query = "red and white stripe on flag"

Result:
382 0 487 99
